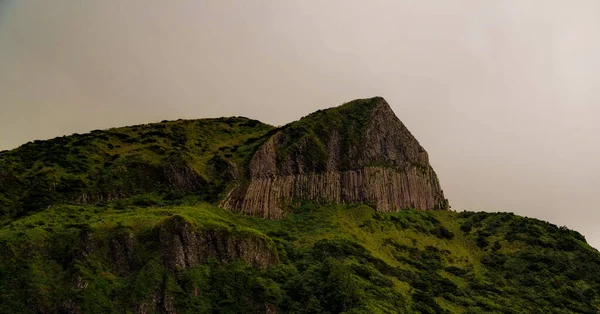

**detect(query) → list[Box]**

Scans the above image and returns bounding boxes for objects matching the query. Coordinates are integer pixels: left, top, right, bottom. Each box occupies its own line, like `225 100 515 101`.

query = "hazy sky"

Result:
1 1 599 249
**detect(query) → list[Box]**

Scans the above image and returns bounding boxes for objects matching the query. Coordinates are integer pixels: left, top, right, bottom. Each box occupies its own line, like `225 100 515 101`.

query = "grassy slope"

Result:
0 117 274 218
1 201 598 313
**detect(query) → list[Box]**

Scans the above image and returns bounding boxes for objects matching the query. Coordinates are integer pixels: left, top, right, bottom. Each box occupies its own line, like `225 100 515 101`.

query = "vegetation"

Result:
274 97 381 171
1 107 599 313
0 200 598 313
0 117 274 218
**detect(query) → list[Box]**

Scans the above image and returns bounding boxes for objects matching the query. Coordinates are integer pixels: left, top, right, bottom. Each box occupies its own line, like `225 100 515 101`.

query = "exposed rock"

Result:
73 216 277 275
266 304 278 314
59 300 81 314
76 162 206 204
162 163 206 191
109 229 138 275
74 275 89 291
158 215 278 270
67 216 278 314
130 216 278 314
223 167 447 218
222 97 448 218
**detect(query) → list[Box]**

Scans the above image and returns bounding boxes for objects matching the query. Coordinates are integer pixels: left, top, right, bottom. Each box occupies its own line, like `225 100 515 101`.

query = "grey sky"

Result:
1 1 599 249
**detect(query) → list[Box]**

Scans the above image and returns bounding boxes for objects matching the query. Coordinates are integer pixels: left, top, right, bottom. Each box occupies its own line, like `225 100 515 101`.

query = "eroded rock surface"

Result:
159 215 279 270
69 216 279 314
222 97 448 218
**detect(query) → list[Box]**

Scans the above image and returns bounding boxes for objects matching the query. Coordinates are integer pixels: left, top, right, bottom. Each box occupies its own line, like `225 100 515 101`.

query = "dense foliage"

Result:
274 98 381 171
0 117 274 218
0 200 598 313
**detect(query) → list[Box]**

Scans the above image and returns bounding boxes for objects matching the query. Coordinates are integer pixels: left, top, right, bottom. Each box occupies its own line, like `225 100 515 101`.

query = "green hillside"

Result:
1 201 598 313
0 117 274 218
1 100 599 313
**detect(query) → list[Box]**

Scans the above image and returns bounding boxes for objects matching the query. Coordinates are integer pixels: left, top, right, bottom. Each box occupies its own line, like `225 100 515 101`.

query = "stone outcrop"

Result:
158 215 279 270
221 97 448 218
76 162 207 204
74 216 278 276
70 216 279 314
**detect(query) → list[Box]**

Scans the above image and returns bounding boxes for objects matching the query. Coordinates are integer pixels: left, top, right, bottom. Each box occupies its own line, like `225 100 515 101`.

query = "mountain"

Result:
0 97 446 220
0 97 599 314
222 97 448 218
0 116 274 218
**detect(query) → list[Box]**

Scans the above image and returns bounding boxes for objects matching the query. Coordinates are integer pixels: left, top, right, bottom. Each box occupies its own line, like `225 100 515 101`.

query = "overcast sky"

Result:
1 1 599 249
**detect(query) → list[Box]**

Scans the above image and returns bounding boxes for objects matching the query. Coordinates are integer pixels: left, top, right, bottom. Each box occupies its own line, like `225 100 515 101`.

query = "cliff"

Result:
17 209 280 314
222 97 448 218
0 97 447 221
1 99 600 313
2 203 599 313
158 215 278 270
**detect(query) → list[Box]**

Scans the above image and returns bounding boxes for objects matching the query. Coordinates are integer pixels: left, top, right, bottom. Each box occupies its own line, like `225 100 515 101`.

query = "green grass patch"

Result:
1 203 599 313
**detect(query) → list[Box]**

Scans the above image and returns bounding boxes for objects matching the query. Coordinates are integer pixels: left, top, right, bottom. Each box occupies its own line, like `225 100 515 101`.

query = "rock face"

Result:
158 215 278 270
69 216 279 314
74 216 278 275
222 97 448 218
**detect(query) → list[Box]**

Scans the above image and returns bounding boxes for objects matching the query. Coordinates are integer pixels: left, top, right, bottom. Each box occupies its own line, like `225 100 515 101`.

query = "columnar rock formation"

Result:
221 97 448 218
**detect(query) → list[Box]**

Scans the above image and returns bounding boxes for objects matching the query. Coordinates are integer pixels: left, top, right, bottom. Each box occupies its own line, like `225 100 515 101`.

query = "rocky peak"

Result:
222 97 449 218
250 97 429 178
